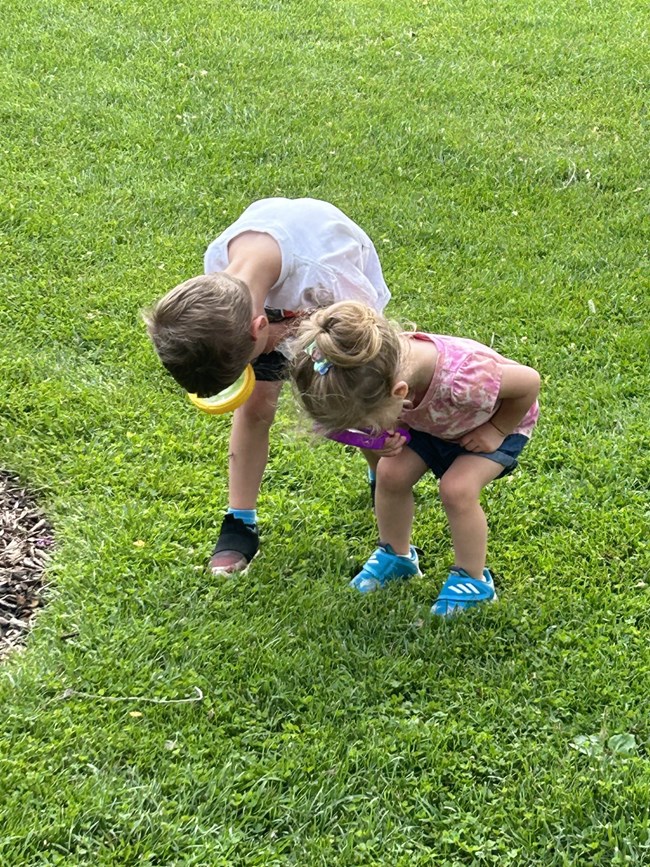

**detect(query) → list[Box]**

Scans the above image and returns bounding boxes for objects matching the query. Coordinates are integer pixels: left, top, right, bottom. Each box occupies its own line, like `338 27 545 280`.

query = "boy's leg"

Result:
228 380 283 507
437 455 502 580
210 380 283 575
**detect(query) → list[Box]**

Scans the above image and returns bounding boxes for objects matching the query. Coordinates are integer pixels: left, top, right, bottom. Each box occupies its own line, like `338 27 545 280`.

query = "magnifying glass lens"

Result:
188 365 256 415
200 371 248 405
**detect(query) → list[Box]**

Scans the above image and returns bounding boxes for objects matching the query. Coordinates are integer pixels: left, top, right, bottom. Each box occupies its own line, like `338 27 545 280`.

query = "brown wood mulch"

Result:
0 471 53 660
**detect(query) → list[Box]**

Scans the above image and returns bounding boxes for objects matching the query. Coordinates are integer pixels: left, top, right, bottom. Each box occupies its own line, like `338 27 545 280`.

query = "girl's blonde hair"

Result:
142 273 254 397
291 301 404 432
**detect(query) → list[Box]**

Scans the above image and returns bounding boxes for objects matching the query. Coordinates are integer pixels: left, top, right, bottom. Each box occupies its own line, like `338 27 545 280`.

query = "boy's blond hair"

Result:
143 273 254 397
292 301 404 432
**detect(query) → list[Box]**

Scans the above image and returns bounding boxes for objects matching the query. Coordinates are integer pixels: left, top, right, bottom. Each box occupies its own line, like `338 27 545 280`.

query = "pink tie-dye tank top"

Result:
399 333 539 440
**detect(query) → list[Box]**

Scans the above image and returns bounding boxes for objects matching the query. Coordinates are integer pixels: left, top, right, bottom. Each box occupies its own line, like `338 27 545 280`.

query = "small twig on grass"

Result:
557 161 577 190
57 686 204 704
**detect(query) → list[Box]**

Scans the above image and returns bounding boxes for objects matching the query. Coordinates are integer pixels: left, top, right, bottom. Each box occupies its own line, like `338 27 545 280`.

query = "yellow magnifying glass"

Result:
187 364 256 415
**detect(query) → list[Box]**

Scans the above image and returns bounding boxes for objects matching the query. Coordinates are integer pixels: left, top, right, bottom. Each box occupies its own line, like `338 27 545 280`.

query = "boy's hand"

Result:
458 422 505 454
374 430 408 457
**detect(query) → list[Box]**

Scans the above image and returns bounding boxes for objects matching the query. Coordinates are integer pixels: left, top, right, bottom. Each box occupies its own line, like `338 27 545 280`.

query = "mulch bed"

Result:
0 471 53 660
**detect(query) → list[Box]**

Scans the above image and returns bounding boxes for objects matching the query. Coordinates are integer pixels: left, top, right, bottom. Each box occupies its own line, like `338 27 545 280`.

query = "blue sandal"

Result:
431 568 497 618
350 544 422 593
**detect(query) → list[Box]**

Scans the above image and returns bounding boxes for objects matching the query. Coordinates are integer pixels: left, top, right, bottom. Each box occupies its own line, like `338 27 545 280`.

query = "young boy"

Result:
144 198 390 575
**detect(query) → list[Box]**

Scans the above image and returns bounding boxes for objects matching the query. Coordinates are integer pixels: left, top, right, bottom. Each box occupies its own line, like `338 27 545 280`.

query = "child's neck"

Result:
400 336 438 407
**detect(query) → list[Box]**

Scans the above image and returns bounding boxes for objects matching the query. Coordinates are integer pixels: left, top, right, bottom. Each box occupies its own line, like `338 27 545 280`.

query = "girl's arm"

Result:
458 364 540 453
489 364 540 436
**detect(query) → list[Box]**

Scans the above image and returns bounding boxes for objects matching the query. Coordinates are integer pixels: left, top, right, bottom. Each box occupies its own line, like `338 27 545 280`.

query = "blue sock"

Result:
227 508 257 527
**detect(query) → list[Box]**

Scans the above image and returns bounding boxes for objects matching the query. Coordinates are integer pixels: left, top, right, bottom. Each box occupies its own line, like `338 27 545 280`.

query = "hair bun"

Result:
309 301 382 368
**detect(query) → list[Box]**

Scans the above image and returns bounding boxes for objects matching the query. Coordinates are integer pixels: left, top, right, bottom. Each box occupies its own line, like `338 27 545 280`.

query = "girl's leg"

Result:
438 455 502 580
350 448 428 593
375 449 429 554
360 448 379 503
360 448 380 477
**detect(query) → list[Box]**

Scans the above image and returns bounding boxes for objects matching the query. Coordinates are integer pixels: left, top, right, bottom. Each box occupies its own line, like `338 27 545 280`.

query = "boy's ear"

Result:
391 380 410 399
250 314 269 339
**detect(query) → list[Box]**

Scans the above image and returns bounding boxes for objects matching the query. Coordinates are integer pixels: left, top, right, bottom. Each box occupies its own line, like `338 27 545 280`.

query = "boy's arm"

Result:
458 363 540 453
226 231 282 297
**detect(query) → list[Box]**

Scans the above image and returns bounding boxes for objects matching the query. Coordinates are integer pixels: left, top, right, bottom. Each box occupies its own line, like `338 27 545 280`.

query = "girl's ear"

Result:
391 380 410 399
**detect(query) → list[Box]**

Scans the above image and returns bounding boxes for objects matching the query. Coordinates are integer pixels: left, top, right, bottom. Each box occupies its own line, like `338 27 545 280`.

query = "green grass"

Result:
1 0 649 863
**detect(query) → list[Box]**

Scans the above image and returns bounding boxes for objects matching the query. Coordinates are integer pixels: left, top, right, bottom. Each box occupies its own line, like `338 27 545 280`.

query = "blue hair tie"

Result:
305 340 333 375
313 358 333 375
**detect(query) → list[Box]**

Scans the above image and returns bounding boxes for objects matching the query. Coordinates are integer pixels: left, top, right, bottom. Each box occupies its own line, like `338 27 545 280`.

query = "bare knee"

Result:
377 458 414 495
237 390 278 429
439 473 480 512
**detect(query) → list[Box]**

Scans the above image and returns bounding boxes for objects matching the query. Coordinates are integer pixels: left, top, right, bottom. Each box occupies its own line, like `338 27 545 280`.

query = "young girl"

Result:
292 301 540 617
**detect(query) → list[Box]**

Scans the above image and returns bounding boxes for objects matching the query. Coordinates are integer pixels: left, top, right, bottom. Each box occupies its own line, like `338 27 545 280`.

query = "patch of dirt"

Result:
0 471 53 660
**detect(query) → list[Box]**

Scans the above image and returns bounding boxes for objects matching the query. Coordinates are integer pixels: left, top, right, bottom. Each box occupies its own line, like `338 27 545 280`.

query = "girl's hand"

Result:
374 430 408 457
458 422 505 454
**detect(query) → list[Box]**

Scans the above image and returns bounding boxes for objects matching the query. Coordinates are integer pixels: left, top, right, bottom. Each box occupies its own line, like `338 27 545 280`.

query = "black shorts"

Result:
252 350 290 382
251 307 302 382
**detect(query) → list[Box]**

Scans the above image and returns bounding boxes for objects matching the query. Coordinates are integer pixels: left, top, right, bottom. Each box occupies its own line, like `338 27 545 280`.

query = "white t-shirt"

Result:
203 198 390 313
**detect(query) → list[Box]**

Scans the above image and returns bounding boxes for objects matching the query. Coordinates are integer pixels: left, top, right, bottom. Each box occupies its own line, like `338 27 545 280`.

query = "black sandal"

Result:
209 513 259 576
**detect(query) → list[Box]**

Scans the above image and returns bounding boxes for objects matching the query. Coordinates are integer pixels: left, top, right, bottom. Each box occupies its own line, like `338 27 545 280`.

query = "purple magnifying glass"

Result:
325 427 411 450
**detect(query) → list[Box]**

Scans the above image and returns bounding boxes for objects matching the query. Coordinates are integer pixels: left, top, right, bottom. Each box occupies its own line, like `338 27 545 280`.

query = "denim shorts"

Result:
406 430 530 479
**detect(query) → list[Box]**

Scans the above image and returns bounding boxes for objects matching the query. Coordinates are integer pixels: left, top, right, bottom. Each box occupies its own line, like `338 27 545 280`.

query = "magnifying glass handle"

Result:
325 427 411 450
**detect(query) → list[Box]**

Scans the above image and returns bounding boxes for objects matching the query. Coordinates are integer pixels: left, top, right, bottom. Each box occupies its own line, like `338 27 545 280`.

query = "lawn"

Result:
1 0 649 863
